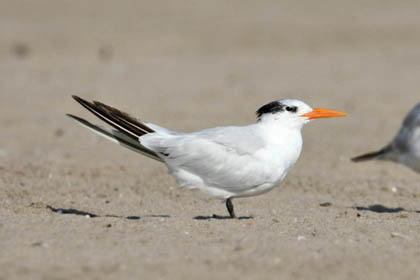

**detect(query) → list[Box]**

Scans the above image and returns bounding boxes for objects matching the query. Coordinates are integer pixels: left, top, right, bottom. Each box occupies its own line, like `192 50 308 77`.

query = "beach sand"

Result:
0 1 419 279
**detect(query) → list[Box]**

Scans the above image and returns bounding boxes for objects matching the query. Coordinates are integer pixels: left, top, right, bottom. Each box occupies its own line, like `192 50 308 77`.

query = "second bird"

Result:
352 103 420 173
68 96 346 218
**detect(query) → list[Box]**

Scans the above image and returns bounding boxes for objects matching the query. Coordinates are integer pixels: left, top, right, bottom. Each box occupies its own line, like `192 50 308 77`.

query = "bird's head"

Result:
256 99 347 128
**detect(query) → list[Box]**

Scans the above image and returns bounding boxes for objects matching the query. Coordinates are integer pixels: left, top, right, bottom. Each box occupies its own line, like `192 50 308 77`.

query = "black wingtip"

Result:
66 114 94 128
71 95 90 106
71 95 81 101
69 95 156 137
66 113 83 121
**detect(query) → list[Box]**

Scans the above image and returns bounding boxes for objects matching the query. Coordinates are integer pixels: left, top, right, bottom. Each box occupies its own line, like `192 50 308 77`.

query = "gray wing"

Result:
392 103 420 154
140 125 272 191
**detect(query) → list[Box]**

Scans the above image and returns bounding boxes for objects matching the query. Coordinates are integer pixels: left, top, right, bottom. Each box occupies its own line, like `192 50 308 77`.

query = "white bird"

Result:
352 103 420 173
68 96 346 218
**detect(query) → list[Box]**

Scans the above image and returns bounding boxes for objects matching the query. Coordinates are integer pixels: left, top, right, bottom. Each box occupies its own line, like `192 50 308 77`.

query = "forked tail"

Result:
67 95 162 162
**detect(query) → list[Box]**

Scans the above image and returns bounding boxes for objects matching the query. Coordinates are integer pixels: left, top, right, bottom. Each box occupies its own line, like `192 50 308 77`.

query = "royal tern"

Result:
352 103 420 173
68 96 346 218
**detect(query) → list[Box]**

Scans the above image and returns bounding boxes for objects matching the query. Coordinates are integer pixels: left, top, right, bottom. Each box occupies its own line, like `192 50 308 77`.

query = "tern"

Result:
68 96 346 218
352 103 420 173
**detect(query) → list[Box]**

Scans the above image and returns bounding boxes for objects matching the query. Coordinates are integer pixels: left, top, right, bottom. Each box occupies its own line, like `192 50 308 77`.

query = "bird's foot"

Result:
226 198 236 218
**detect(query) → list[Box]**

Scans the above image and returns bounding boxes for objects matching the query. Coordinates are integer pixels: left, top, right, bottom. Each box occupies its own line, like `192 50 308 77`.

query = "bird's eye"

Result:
286 106 297 112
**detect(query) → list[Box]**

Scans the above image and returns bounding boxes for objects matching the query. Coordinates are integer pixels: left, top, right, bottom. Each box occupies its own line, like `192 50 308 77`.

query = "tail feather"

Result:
67 114 162 161
92 100 155 134
351 148 388 162
68 96 162 162
72 95 152 140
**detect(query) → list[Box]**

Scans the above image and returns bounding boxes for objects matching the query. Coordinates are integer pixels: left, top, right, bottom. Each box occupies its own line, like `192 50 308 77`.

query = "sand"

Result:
0 1 419 279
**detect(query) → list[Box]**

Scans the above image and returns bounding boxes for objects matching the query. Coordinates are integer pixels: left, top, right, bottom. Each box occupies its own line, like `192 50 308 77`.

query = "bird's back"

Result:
390 104 420 171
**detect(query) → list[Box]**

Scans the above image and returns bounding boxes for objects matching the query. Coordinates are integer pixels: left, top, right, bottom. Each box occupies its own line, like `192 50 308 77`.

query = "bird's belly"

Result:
229 149 298 197
233 182 278 198
166 143 300 199
168 159 289 199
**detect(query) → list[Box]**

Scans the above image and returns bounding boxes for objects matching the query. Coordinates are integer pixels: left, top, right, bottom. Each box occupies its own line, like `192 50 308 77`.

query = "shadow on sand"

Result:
194 214 253 220
352 204 420 213
45 205 170 220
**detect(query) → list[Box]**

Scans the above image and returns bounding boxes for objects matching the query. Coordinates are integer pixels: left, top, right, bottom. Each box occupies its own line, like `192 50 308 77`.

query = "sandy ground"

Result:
1 1 419 279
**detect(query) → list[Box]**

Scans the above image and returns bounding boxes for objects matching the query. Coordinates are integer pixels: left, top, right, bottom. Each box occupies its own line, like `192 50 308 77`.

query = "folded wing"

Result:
140 126 272 192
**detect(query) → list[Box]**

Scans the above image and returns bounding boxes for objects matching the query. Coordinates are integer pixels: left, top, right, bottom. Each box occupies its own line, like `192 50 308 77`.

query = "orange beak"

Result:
300 108 347 119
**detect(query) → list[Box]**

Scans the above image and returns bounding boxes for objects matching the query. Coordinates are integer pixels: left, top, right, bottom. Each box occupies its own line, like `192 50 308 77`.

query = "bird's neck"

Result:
258 120 303 168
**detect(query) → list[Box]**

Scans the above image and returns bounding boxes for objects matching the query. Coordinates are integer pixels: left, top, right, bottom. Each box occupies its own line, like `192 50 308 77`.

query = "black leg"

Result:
226 198 236 218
